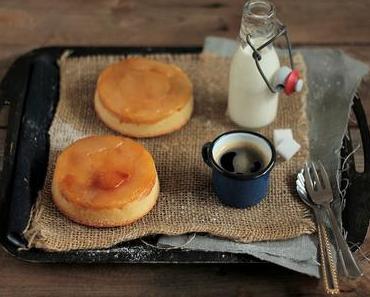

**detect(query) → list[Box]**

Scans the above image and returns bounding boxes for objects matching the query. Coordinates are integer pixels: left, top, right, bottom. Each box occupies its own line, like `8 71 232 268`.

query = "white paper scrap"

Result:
273 129 294 146
276 137 301 160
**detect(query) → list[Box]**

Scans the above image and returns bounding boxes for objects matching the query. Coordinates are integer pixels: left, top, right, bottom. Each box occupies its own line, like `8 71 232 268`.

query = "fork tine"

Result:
318 160 332 190
311 161 323 190
304 162 315 194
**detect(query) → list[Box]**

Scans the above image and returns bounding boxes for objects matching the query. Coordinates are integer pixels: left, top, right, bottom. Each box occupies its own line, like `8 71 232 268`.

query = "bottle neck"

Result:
239 0 278 48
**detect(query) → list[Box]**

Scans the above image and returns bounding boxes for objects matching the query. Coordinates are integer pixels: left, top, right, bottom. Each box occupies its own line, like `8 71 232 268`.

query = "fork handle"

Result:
316 221 340 294
325 205 363 278
320 223 340 294
314 208 340 294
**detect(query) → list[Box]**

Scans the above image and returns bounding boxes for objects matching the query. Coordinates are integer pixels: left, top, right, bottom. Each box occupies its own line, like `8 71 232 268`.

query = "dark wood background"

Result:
0 1 369 296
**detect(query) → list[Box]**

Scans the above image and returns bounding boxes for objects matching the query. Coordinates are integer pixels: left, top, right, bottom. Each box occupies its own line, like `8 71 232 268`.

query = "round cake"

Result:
52 135 159 227
94 57 193 138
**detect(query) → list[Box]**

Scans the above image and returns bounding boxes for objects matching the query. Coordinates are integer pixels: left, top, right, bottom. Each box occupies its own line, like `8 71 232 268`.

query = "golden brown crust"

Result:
94 92 193 138
94 57 193 138
96 57 193 124
52 176 159 227
51 135 159 227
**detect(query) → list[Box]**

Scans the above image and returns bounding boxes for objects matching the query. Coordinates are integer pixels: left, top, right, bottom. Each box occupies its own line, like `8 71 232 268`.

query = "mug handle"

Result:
202 142 212 167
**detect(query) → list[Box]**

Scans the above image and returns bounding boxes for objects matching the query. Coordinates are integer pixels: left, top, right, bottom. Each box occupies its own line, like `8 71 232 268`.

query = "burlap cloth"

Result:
23 52 315 251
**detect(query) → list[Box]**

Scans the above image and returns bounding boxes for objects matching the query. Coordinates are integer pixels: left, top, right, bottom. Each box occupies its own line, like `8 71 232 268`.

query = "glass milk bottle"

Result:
228 0 303 129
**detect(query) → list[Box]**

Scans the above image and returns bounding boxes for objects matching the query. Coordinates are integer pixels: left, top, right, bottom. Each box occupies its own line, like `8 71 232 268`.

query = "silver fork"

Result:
304 161 363 278
296 171 340 294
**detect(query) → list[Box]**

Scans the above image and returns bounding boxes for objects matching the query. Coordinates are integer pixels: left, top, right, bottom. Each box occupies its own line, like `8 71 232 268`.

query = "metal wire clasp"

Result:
246 25 294 93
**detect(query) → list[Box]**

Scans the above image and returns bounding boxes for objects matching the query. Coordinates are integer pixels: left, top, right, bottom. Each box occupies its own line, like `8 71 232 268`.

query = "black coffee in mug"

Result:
202 130 276 208
218 143 268 175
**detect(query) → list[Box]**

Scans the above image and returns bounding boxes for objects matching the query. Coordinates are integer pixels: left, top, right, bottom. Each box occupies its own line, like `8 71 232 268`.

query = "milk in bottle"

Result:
228 0 301 128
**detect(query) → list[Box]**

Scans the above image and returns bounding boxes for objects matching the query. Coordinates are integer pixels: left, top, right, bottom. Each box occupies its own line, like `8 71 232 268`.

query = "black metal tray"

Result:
0 47 369 263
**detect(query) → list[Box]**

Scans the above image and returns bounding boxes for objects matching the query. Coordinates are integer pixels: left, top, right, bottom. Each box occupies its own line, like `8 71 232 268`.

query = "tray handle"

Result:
0 57 32 111
352 94 370 174
342 94 370 246
0 56 33 250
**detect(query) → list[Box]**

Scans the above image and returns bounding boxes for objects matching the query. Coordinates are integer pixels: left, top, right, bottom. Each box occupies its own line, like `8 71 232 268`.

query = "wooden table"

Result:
0 1 369 296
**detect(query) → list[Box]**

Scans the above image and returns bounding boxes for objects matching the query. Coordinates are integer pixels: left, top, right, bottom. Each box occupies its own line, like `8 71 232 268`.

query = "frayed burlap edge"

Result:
22 51 315 252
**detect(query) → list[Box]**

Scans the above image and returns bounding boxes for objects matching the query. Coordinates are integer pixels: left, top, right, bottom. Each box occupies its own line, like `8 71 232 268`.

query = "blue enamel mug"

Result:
202 130 276 208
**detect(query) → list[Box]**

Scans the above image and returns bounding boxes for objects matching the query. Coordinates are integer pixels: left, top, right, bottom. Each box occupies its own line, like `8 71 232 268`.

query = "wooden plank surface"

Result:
0 1 370 296
0 0 369 47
